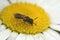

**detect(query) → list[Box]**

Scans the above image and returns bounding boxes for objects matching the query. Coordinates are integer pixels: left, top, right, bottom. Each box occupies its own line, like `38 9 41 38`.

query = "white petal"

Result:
16 33 26 40
0 0 9 12
9 0 18 3
42 0 60 5
10 0 28 3
18 0 27 3
50 24 60 31
0 25 6 32
11 0 36 4
25 0 38 4
43 29 57 40
0 29 11 40
46 29 60 40
26 35 34 40
43 0 60 24
7 32 18 40
33 33 44 40
16 33 44 40
36 0 60 24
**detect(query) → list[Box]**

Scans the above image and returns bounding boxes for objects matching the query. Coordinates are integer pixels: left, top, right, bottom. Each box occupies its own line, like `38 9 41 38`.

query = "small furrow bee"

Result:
14 13 33 25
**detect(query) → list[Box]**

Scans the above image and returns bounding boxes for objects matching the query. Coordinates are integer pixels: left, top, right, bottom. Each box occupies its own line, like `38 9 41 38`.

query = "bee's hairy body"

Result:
14 13 33 25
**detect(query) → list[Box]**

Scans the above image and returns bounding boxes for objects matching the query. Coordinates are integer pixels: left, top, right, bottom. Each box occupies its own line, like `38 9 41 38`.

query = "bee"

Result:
14 13 33 25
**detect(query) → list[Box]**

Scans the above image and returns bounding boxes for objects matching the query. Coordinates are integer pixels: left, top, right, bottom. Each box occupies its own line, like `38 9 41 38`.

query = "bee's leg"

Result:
7 0 12 4
34 17 38 20
33 23 37 26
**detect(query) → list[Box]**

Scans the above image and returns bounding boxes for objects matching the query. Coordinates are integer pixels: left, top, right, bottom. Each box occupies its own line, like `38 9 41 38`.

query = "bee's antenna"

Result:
34 17 38 20
7 0 12 4
32 17 38 26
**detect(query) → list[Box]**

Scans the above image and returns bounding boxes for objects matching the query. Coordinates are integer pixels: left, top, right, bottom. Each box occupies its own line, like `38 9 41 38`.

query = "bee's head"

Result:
14 13 23 19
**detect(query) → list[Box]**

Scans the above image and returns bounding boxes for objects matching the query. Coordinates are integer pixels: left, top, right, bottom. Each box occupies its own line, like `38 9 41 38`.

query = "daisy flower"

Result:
0 0 60 40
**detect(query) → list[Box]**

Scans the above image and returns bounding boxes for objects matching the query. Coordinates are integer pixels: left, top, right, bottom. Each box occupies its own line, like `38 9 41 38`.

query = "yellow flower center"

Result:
0 3 50 35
